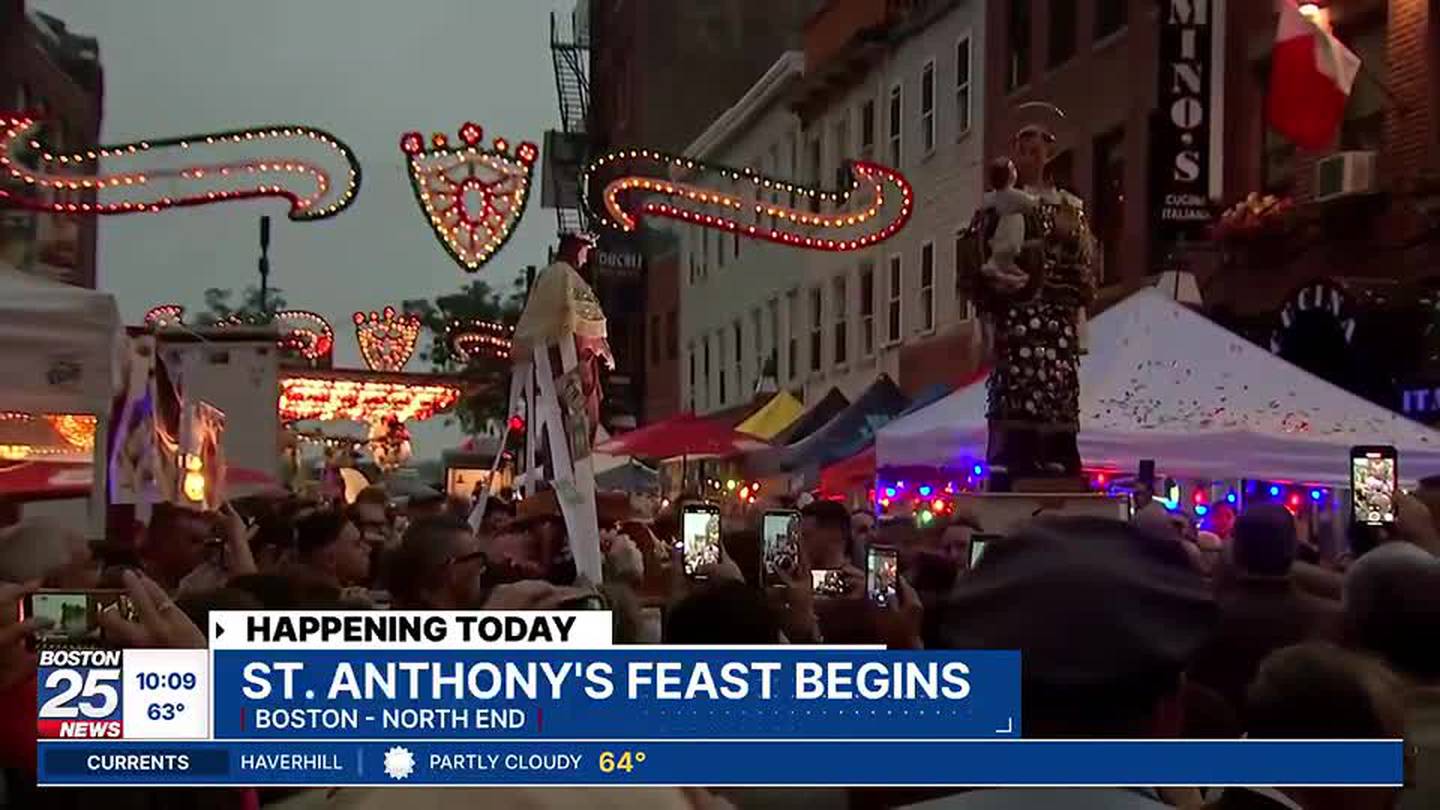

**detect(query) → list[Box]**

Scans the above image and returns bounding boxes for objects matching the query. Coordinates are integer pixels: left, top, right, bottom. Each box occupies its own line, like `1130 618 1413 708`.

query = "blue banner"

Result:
212 649 1019 740
38 740 1404 787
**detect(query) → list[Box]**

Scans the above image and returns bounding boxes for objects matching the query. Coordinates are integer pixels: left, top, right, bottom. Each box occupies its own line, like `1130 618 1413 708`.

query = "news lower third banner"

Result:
35 611 1405 787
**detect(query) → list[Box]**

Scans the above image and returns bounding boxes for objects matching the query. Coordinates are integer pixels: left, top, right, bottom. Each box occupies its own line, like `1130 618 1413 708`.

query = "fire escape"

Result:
549 10 590 236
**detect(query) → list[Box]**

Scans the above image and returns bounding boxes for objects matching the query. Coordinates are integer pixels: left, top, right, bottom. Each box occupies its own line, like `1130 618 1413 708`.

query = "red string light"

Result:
273 310 335 360
0 115 361 221
144 304 186 329
401 122 538 273
446 318 513 363
581 148 913 252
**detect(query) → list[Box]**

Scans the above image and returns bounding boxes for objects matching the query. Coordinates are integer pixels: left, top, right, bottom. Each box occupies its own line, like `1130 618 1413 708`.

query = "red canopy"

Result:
819 447 877 494
595 412 769 460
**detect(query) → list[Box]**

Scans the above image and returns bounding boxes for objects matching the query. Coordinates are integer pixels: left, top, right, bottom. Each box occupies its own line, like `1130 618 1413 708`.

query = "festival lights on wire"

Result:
0 115 361 220
144 304 186 329
401 122 538 272
446 318 513 363
278 376 461 424
354 307 422 373
273 310 335 361
580 148 913 252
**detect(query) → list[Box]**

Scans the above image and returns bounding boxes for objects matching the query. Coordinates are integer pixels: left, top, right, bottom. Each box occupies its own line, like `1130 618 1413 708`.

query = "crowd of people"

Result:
2 474 1439 810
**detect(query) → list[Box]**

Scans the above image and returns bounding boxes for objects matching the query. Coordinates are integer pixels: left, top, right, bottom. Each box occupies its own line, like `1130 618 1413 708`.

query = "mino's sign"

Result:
1151 0 1226 244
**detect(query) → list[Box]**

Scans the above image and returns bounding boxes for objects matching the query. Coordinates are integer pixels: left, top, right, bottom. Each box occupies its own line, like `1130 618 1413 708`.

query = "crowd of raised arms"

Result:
3 478 1440 810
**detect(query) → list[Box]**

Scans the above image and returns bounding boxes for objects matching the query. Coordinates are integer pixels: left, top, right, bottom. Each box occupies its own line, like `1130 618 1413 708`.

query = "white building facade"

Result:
677 0 987 415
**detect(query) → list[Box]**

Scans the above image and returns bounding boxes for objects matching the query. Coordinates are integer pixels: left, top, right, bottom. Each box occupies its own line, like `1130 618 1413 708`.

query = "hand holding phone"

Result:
680 502 722 579
1350 446 1398 527
866 545 899 607
21 588 136 645
762 509 801 583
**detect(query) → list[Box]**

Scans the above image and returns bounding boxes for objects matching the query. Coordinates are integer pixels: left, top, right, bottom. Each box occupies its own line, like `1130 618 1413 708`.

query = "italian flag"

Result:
1266 0 1362 150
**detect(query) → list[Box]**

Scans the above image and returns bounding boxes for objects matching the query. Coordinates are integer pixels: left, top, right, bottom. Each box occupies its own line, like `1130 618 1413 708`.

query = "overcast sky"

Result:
35 0 579 455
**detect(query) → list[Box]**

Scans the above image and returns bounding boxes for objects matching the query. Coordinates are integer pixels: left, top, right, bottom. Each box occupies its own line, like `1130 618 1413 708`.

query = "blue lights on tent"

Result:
1269 485 1281 497
918 485 933 497
883 487 897 499
1195 504 1209 516
1226 491 1238 504
972 464 985 477
1310 489 1323 501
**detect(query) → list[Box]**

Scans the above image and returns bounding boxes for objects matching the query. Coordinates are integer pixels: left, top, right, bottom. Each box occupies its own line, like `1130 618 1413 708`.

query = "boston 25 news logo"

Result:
37 649 124 739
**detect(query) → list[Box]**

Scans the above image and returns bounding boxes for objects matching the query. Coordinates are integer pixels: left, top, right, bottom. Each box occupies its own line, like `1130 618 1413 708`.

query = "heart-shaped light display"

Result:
402 122 538 273
446 318 513 363
353 306 421 372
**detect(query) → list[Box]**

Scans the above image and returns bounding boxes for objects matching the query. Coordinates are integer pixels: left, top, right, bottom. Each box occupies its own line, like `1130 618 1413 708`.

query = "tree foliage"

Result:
195 285 288 326
403 277 527 435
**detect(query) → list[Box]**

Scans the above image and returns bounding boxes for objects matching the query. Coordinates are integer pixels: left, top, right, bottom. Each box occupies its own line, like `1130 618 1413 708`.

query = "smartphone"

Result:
1350 446 1398 527
20 589 136 645
866 545 899 607
970 533 1001 570
811 569 848 597
762 509 801 581
680 502 722 578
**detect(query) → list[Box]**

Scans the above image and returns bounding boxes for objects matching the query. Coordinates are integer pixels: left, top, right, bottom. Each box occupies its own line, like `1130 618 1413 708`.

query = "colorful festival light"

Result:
580 148 913 252
0 115 361 220
273 310 335 361
446 318 513 363
353 306 422 372
144 304 186 329
401 122 538 272
278 375 461 424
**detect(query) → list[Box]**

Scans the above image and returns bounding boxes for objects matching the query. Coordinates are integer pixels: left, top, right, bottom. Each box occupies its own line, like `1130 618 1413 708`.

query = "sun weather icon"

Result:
383 746 415 780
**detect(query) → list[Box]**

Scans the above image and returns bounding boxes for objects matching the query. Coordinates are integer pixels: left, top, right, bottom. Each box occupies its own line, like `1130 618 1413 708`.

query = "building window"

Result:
717 225 726 268
888 83 903 167
832 275 849 367
920 60 936 155
809 286 823 373
832 114 850 179
650 315 662 366
666 310 678 359
787 290 800 381
955 36 973 138
1336 14 1387 152
1093 125 1126 285
919 242 935 332
807 137 822 212
954 230 975 320
1048 0 1076 67
688 343 697 407
859 261 876 356
1007 0 1032 91
860 99 876 160
702 339 711 408
1095 0 1127 40
768 297 780 372
718 331 728 405
751 308 764 378
733 321 744 398
886 255 902 344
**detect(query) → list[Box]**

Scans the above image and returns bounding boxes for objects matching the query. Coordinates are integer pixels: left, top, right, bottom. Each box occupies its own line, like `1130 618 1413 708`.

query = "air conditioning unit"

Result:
1314 150 1378 202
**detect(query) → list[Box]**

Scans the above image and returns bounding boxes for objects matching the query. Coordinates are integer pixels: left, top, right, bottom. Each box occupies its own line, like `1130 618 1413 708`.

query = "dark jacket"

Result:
1189 575 1341 708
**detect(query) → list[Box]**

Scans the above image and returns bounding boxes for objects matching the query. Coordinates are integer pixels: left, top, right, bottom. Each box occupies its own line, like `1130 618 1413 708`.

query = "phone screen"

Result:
762 510 800 580
681 504 721 577
1351 446 1398 526
866 545 899 607
811 569 847 597
22 590 136 644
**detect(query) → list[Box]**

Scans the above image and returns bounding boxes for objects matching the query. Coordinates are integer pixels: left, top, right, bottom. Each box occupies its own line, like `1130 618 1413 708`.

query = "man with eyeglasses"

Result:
390 515 487 609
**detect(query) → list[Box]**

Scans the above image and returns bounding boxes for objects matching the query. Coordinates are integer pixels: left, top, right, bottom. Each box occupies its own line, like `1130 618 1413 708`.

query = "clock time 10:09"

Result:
135 672 198 691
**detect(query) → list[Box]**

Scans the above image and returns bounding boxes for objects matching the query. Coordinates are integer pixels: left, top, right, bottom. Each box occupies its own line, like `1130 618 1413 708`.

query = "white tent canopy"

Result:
877 288 1440 486
0 263 121 415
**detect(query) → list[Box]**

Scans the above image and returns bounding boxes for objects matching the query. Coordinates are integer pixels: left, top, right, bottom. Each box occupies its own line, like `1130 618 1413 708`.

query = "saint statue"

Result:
961 114 1096 484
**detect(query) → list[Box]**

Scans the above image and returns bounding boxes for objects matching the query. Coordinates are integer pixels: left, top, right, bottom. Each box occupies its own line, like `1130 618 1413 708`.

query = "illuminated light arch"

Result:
0 115 361 220
446 318 513 363
279 372 461 425
353 306 422 372
144 304 186 329
401 122 538 272
580 149 913 252
273 310 334 361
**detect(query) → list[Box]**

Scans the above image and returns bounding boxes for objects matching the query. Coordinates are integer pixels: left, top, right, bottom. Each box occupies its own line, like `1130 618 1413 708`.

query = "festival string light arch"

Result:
0 115 362 220
580 147 913 252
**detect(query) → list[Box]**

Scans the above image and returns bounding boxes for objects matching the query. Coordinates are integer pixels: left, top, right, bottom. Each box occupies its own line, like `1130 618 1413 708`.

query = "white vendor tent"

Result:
0 263 122 416
877 288 1440 486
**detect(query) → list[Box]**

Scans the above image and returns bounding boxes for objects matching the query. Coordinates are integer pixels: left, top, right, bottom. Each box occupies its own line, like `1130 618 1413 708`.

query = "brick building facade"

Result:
0 0 102 288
